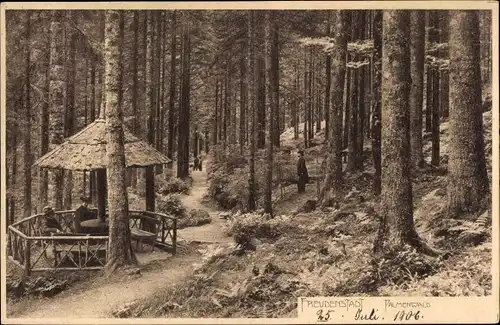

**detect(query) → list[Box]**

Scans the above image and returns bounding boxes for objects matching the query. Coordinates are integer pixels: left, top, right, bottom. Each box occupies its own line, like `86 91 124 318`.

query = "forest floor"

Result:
6 162 233 319
113 110 493 318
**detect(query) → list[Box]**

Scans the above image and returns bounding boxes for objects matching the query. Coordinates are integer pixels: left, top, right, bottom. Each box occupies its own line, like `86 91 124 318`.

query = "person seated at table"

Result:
41 206 63 235
74 196 96 233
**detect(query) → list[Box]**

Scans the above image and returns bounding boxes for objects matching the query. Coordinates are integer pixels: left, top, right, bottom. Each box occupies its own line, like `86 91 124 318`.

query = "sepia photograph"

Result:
1 1 498 323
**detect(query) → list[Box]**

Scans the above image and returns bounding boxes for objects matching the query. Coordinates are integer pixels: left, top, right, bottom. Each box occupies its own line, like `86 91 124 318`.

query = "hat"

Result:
80 196 91 203
298 150 304 155
43 206 54 214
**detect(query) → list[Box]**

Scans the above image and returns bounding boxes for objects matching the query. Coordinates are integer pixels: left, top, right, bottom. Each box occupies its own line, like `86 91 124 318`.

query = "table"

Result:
80 219 109 234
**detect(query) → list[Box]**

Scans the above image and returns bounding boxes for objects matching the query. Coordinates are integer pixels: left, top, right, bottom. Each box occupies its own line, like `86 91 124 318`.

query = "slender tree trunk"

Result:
293 63 300 140
160 13 167 155
39 19 51 211
319 11 347 206
356 11 366 170
374 10 436 256
410 11 425 168
155 12 163 153
64 11 76 210
83 55 89 195
430 11 441 167
146 11 156 211
257 29 266 150
372 10 382 195
308 48 313 141
104 10 137 274
343 68 351 150
213 79 219 146
10 131 18 224
177 17 191 179
440 11 450 119
271 22 280 148
324 11 332 143
240 45 247 154
23 11 32 219
425 12 433 134
167 11 177 167
49 11 65 210
248 11 257 212
129 11 139 187
447 10 489 216
264 11 274 216
303 49 309 149
90 56 97 204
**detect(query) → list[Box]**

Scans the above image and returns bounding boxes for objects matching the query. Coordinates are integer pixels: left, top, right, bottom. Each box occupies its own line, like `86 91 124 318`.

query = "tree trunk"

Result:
240 45 247 154
23 11 32 219
372 10 382 195
271 22 280 148
303 49 309 149
10 132 18 224
167 11 177 167
374 10 434 256
440 11 450 119
324 11 332 143
410 11 425 168
308 48 313 141
213 79 219 146
425 12 434 134
430 11 441 167
263 11 274 216
49 11 65 210
89 54 98 204
356 11 366 170
39 18 51 211
292 67 300 140
447 10 489 216
256 26 266 150
177 17 191 179
155 12 163 153
223 66 229 146
145 11 155 209
343 68 350 150
130 11 139 188
248 11 257 212
319 11 348 206
104 10 137 275
64 11 76 210
83 55 89 196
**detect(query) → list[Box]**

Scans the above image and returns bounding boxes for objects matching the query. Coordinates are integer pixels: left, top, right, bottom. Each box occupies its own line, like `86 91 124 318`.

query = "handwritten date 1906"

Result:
393 310 421 321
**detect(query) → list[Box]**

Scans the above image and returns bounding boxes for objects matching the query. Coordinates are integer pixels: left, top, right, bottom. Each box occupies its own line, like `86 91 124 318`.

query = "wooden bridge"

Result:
7 210 177 276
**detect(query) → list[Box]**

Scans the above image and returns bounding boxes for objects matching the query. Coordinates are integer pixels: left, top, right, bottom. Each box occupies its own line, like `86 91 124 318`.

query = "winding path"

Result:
177 158 232 244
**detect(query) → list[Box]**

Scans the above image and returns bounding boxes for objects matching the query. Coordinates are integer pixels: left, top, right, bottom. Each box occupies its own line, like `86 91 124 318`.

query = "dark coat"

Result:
297 157 309 183
42 215 63 232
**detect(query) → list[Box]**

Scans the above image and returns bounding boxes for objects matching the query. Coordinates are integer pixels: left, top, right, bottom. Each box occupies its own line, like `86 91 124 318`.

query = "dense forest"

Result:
5 8 494 317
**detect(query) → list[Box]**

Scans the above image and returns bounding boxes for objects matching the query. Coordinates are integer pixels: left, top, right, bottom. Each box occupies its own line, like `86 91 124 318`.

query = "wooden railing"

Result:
129 210 177 254
7 209 177 276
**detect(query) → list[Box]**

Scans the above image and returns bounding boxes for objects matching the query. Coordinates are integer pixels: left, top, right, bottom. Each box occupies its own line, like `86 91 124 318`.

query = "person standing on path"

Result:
297 150 309 193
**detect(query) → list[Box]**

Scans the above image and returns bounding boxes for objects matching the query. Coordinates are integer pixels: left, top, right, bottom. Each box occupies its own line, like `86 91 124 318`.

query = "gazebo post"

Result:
96 168 107 220
145 166 155 212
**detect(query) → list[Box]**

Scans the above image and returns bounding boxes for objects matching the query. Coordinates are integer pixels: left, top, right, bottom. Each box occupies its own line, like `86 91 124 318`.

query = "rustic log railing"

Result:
7 210 177 276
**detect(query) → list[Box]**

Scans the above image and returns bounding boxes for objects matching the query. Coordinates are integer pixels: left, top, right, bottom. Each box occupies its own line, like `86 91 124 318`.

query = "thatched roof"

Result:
34 119 171 171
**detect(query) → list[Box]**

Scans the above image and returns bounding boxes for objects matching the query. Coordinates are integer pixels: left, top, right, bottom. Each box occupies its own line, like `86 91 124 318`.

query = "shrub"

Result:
156 194 187 218
157 177 191 195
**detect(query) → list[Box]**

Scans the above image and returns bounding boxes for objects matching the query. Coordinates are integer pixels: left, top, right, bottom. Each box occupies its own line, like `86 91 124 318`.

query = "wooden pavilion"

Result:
7 119 176 275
